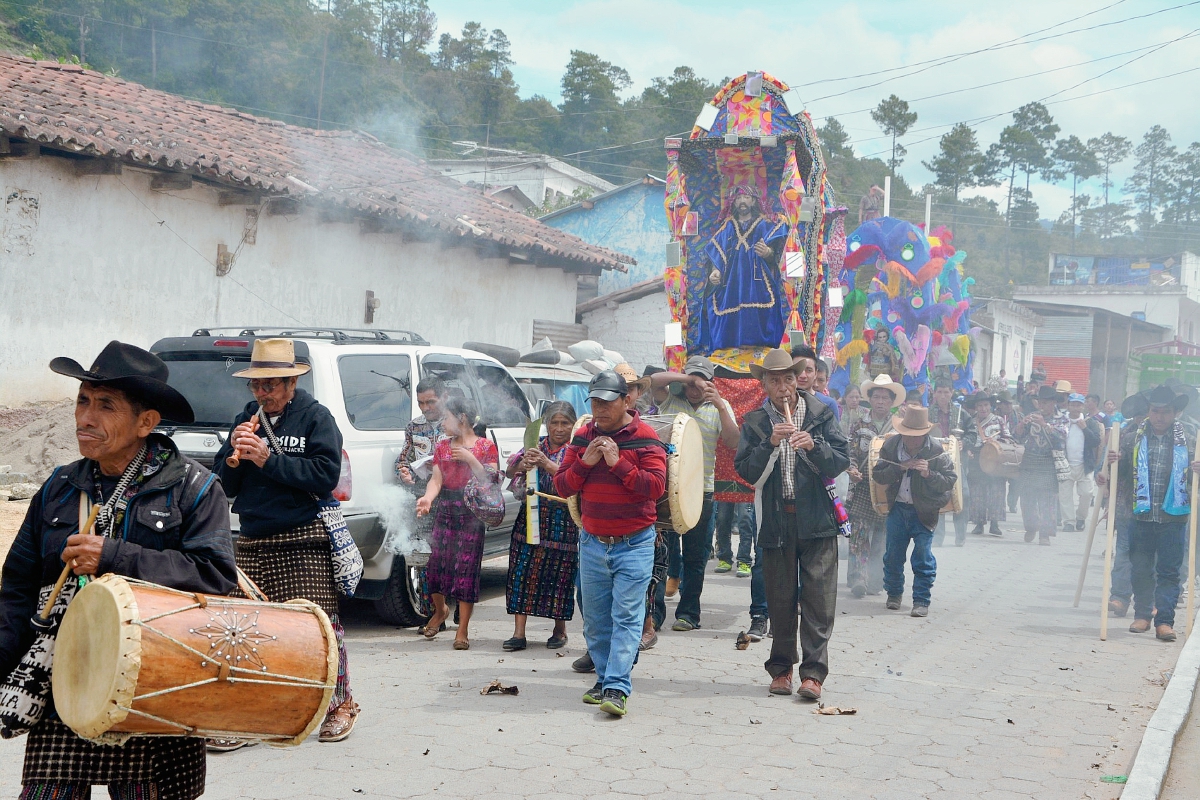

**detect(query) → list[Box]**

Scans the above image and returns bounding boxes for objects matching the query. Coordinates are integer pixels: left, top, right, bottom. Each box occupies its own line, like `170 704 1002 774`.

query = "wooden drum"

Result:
979 439 1024 479
52 575 337 746
567 413 704 534
867 435 963 516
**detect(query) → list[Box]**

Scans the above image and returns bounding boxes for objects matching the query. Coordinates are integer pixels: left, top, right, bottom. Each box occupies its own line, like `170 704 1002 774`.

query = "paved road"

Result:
0 517 1189 799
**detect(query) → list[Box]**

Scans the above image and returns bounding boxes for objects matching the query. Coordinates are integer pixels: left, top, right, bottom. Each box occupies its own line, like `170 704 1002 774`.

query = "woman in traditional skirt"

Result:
502 401 580 651
416 394 499 650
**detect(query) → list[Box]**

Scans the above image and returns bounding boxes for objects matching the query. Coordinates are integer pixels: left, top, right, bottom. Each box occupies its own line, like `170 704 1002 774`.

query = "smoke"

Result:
370 483 427 559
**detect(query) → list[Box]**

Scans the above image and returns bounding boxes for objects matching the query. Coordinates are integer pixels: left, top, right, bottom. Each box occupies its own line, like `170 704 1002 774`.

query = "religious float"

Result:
661 72 975 504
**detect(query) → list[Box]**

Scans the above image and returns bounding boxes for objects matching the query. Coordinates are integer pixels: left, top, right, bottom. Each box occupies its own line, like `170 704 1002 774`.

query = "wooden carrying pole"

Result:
1187 434 1199 635
1073 477 1107 607
1100 425 1120 641
41 504 101 620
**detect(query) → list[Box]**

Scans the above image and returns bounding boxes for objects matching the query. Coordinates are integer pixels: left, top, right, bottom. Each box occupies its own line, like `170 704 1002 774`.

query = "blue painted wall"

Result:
541 182 669 296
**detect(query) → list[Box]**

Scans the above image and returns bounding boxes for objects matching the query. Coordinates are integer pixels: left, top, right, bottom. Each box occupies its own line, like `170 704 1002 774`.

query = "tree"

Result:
637 67 720 139
1052 135 1100 244
870 94 917 177
377 0 436 68
923 123 992 204
986 125 1038 223
1087 132 1132 206
1081 202 1134 240
1011 102 1059 191
817 117 852 159
559 50 631 162
1164 142 1200 233
1124 125 1177 231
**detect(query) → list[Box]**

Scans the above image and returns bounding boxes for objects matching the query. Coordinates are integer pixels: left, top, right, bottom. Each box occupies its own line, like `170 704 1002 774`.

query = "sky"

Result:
429 0 1200 220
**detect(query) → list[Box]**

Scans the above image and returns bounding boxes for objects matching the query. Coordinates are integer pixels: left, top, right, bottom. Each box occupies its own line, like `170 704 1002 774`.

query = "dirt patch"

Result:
0 399 76 482
0 500 29 561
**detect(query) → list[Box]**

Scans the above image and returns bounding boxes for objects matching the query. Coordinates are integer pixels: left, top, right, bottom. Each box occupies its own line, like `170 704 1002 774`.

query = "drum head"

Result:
566 415 591 529
52 575 141 739
667 415 704 534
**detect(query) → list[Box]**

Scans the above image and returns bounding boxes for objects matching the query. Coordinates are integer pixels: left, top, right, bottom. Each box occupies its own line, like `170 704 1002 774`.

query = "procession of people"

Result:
0 335 1196 796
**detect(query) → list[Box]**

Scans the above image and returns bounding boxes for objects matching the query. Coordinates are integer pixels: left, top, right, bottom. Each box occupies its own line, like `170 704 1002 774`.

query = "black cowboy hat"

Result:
1144 383 1189 413
1036 384 1059 401
962 392 997 410
1121 392 1151 419
51 341 195 424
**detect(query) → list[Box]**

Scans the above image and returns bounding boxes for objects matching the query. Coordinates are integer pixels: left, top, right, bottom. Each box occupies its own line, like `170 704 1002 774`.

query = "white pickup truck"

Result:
149 327 532 626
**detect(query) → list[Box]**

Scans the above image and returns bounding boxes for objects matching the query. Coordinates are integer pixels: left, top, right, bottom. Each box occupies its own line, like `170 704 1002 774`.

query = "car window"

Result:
157 353 314 428
338 354 412 431
470 360 531 427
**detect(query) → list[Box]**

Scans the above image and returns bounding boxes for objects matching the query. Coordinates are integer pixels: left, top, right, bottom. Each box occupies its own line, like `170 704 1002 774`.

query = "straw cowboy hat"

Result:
859 374 905 406
232 339 312 379
749 348 804 379
892 405 934 436
1054 379 1072 395
50 340 195 424
613 362 652 393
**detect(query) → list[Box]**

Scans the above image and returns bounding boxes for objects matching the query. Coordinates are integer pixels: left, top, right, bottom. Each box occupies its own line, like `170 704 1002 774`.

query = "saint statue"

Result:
700 186 790 351
859 185 884 225
867 329 901 380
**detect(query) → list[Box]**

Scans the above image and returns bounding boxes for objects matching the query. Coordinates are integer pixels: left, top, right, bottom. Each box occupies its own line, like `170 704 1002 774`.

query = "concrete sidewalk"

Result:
0 518 1187 799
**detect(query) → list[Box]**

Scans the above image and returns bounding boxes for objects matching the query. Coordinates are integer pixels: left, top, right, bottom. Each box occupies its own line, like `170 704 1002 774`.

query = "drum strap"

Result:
569 435 670 453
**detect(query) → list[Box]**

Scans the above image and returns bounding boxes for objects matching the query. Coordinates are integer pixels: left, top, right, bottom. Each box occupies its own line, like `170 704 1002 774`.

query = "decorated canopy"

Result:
662 71 840 372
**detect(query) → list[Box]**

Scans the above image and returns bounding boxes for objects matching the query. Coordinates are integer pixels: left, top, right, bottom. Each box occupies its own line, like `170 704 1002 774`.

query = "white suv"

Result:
149 328 532 626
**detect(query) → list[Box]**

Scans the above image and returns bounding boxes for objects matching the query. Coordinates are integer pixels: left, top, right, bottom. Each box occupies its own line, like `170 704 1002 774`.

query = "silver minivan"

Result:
149 327 532 626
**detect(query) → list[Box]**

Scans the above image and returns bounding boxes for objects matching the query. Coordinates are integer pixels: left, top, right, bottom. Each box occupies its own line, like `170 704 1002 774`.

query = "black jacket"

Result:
734 392 850 547
215 388 343 537
872 435 958 530
0 434 237 677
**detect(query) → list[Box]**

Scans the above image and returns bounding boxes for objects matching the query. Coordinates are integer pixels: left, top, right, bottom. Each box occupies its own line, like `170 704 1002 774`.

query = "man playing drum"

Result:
0 341 238 800
214 339 359 743
554 371 667 717
646 356 739 633
845 375 904 597
735 348 850 701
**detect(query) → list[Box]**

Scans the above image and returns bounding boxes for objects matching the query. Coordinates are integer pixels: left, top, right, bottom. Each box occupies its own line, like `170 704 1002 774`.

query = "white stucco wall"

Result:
1013 288 1200 344
0 157 580 404
581 291 671 372
990 304 1037 381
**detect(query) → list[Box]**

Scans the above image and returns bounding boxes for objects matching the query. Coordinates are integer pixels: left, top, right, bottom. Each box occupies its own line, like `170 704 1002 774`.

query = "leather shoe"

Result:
665 577 680 598
1128 619 1152 633
768 674 793 695
1108 598 1129 617
1156 624 1178 642
796 678 822 700
319 699 359 743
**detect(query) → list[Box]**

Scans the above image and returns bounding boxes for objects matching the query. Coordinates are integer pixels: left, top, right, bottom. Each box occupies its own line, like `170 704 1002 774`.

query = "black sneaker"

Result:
886 596 902 610
747 617 768 642
599 689 628 717
582 682 604 705
572 652 595 673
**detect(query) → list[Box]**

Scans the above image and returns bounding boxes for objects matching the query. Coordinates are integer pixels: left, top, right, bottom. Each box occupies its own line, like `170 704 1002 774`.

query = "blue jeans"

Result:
1110 518 1133 603
715 501 754 564
665 533 683 580
748 504 770 620
579 526 655 696
883 503 937 606
1129 517 1186 627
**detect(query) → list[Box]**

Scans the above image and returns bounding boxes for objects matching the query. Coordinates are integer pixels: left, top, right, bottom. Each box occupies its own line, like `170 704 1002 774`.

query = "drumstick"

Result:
41 504 101 620
225 412 260 467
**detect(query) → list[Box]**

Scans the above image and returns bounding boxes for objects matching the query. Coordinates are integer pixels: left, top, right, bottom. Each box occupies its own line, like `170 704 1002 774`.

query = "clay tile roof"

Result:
0 55 633 272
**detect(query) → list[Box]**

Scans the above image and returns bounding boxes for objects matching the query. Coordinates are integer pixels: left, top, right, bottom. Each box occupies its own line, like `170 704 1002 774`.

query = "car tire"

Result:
374 555 429 627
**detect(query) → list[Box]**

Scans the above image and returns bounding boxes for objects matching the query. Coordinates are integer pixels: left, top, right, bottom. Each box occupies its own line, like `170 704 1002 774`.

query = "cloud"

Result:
430 0 1200 218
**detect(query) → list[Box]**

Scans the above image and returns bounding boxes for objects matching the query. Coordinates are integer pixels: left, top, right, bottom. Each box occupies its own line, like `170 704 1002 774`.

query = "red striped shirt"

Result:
552 412 668 536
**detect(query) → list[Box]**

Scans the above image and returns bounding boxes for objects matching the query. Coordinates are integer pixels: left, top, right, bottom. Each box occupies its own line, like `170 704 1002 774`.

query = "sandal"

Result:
453 639 470 651
418 621 446 637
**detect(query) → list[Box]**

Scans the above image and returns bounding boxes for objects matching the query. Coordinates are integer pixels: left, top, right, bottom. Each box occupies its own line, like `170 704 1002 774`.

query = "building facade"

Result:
426 154 615 209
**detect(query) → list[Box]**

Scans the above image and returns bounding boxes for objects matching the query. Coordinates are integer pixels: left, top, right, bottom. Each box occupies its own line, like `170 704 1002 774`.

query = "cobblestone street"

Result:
0 518 1187 799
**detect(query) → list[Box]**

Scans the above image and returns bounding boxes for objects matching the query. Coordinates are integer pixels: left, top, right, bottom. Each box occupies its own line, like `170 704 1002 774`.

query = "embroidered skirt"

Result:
23 718 205 799
235 519 339 617
426 490 487 604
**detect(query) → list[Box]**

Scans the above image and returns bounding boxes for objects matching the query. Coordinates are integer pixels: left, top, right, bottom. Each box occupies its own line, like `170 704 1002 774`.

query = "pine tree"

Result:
1124 125 1177 231
870 95 917 177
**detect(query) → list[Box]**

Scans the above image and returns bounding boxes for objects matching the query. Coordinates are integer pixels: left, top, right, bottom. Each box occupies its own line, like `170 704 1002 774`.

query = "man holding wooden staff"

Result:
0 341 237 799
735 348 849 701
1098 384 1200 642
